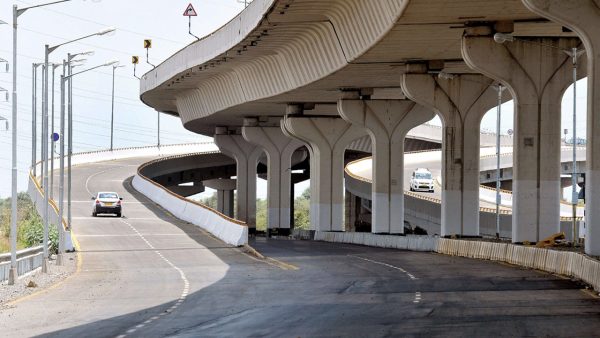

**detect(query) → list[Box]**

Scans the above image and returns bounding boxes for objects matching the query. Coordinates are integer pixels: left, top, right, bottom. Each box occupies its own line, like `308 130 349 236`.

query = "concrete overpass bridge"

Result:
9 2 600 336
139 0 600 256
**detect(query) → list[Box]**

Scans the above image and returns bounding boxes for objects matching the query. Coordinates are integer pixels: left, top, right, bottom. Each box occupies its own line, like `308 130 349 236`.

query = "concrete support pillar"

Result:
338 97 434 234
402 73 503 237
203 178 237 218
242 121 303 232
345 190 359 232
217 190 234 217
463 34 584 242
214 129 262 230
283 114 366 231
521 0 600 254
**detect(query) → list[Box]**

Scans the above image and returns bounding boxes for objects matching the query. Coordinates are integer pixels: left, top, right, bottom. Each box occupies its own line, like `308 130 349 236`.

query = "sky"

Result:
0 0 247 197
0 0 589 199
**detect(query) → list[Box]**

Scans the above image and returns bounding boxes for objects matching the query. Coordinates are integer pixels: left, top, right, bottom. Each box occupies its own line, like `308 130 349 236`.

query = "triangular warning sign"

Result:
183 3 197 16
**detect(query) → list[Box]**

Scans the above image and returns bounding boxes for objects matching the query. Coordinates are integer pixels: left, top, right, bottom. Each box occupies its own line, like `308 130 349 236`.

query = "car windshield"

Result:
415 173 432 179
99 193 118 199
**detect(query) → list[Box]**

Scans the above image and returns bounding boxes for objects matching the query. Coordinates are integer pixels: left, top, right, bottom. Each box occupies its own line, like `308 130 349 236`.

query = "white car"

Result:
409 168 434 192
92 192 123 217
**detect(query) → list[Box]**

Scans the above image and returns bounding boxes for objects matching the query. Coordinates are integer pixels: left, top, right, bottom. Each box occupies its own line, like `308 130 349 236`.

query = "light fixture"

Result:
493 33 515 44
97 27 116 36
437 72 455 80
103 59 119 67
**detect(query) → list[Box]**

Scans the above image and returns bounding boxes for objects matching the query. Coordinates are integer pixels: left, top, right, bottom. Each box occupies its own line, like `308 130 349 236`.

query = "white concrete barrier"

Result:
132 172 248 247
314 231 436 252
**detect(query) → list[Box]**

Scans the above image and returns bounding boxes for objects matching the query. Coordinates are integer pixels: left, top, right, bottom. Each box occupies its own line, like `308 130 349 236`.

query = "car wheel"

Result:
116 212 121 218
92 212 97 217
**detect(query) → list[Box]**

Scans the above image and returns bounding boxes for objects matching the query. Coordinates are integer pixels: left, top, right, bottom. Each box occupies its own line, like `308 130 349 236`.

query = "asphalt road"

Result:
1 157 600 337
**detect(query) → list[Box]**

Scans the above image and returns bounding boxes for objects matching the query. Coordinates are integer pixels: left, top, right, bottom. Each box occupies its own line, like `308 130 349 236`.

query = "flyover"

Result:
139 0 600 254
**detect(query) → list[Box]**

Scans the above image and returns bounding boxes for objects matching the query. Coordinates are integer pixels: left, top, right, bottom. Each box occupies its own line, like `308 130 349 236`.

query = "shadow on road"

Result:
34 178 600 337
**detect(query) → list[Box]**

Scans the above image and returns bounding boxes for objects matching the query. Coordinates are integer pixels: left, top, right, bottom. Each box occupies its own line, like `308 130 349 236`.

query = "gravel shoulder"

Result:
0 252 78 308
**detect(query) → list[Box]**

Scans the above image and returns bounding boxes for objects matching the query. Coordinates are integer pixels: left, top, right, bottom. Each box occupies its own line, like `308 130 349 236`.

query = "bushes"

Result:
0 193 57 254
21 214 58 254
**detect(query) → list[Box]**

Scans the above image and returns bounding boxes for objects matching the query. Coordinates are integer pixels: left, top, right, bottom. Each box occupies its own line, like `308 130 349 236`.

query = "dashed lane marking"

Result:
84 165 189 337
347 255 422 305
116 218 190 337
75 233 187 238
413 291 422 303
349 255 418 280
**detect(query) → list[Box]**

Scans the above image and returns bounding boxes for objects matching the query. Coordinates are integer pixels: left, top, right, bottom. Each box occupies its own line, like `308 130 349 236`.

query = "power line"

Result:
13 0 190 45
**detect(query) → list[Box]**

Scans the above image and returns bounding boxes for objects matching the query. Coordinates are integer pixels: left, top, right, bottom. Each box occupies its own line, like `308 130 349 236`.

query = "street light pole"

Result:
31 63 41 177
8 0 74 285
495 84 505 239
58 60 119 260
110 64 124 151
50 63 60 200
566 47 585 245
44 31 112 267
8 6 18 285
58 59 67 266
157 111 160 148
42 47 50 272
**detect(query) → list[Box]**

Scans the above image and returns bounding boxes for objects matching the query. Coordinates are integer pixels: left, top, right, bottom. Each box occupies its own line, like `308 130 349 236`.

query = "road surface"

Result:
1 157 599 337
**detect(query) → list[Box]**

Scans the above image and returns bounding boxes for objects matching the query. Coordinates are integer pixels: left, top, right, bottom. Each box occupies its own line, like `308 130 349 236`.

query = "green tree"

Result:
294 188 310 229
255 198 267 231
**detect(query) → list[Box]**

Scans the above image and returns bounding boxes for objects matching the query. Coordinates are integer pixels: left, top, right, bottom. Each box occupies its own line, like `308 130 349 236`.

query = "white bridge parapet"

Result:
132 153 248 247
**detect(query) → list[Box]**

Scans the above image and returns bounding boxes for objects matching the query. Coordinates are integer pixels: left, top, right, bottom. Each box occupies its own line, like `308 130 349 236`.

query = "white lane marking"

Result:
349 255 418 280
71 201 151 204
118 218 190 337
83 165 189 337
84 167 123 196
348 255 422 304
76 233 186 238
413 291 422 303
73 217 159 221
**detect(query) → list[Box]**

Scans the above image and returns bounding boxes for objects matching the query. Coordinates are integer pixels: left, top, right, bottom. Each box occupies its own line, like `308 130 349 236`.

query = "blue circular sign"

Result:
51 133 60 142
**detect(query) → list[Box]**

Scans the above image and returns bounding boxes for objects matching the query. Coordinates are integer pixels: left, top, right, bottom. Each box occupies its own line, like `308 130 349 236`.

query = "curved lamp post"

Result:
56 60 119 264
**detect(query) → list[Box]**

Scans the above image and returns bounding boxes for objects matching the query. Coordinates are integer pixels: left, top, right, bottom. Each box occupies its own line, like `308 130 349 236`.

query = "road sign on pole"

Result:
184 3 200 40
183 3 197 16
144 40 155 68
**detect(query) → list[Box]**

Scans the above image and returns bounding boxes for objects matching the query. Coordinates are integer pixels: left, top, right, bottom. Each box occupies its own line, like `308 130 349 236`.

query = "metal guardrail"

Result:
0 246 44 282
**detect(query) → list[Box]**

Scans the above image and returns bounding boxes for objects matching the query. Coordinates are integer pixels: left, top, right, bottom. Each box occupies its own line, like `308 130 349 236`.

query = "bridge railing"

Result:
0 246 43 282
132 152 248 247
